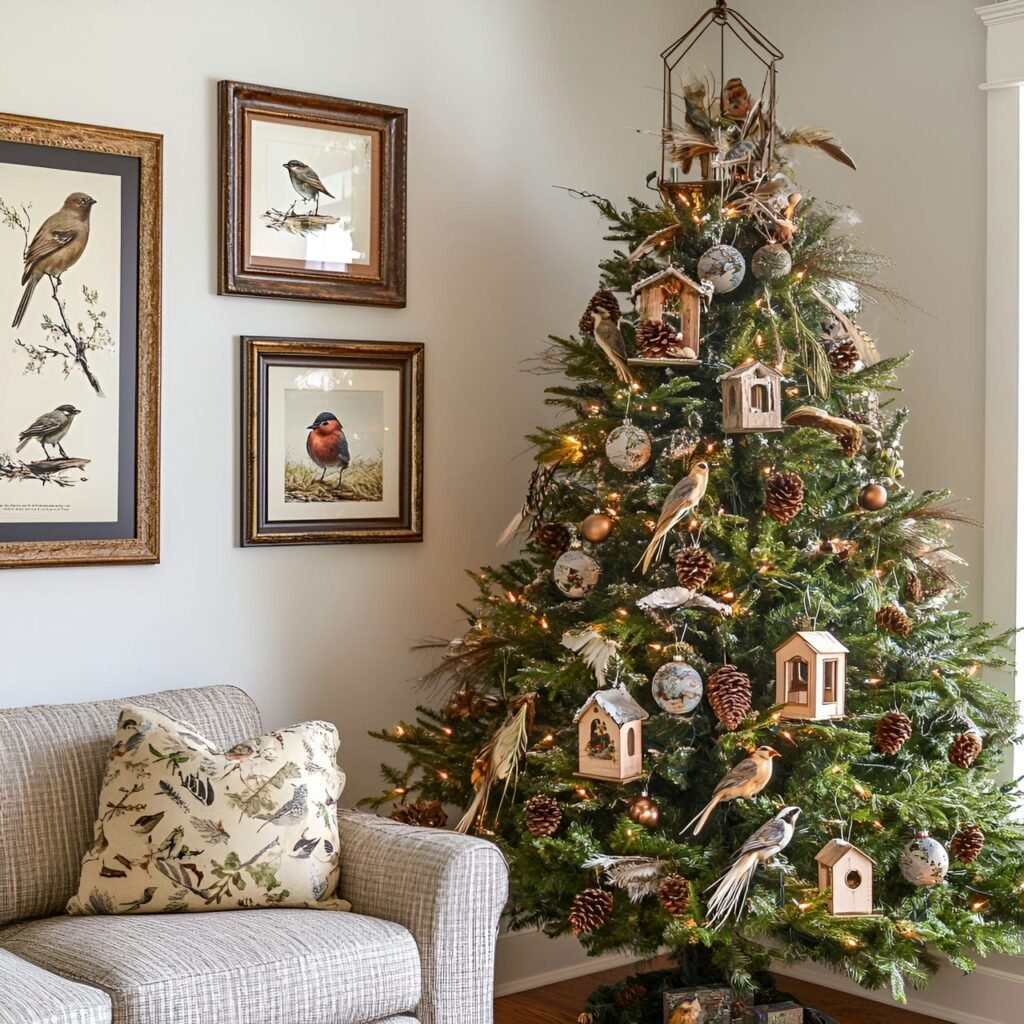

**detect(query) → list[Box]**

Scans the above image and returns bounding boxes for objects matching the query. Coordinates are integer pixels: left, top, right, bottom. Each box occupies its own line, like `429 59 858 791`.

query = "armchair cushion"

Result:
0 948 111 1024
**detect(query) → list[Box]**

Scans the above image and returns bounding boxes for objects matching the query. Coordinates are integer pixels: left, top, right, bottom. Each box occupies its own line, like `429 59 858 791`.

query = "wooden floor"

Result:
494 960 946 1024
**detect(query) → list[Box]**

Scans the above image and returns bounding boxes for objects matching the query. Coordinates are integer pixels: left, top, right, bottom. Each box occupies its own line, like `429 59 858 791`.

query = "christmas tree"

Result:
367 5 1024 1017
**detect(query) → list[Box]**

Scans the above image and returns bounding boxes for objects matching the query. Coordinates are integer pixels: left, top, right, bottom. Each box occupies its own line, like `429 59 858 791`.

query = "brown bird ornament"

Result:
590 308 635 386
683 745 780 835
12 192 96 328
636 461 710 574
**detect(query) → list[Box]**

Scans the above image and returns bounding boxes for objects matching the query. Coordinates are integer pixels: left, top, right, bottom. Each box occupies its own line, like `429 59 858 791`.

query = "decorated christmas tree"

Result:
367 4 1024 1018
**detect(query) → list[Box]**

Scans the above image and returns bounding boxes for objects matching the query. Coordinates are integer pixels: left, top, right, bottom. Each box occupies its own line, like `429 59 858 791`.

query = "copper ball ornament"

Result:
580 512 613 543
859 483 888 511
627 795 661 828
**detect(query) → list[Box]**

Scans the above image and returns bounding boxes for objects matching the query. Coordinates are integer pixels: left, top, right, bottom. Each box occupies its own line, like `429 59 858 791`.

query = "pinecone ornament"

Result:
443 687 499 720
876 710 912 755
951 824 985 864
764 472 805 524
827 337 860 375
531 521 571 558
569 887 613 935
579 288 622 335
656 874 691 915
707 664 752 731
525 794 562 838
390 800 448 828
615 981 646 1008
904 571 926 604
636 319 679 358
949 730 983 769
839 431 863 458
674 546 716 590
876 604 912 638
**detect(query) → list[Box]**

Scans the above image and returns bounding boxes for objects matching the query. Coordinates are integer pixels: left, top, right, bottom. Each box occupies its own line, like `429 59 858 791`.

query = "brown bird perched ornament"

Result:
12 192 96 328
590 308 635 386
636 461 710 574
722 77 751 120
683 745 780 835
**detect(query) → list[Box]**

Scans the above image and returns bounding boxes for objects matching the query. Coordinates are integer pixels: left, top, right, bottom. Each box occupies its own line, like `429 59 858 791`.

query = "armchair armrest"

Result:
338 810 508 1024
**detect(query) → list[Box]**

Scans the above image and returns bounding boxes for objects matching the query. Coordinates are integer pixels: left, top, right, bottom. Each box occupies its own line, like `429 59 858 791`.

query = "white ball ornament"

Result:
751 243 793 281
553 547 600 599
697 244 746 294
898 830 949 888
605 420 652 473
651 660 703 715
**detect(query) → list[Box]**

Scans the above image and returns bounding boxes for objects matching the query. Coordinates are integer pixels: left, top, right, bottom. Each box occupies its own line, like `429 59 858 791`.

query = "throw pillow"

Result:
68 705 349 915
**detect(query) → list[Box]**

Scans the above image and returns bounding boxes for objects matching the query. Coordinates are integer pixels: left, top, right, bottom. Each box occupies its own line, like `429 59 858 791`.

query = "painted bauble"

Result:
899 830 949 888
651 660 703 715
751 243 793 281
859 483 888 511
605 422 652 473
697 244 746 294
627 795 661 828
553 548 600 599
580 512 613 544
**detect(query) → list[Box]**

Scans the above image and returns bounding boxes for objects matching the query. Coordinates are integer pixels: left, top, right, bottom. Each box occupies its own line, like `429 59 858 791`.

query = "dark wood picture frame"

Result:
219 81 407 307
241 336 423 546
0 112 161 570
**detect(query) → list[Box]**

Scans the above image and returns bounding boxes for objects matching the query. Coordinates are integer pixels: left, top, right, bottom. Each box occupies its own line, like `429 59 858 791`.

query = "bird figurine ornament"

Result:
590 308 635 386
722 77 752 120
683 745 780 836
705 806 801 928
636 461 710 574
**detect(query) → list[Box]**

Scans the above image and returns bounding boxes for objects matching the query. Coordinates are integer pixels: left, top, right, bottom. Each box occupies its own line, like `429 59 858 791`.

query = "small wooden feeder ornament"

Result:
718 359 784 433
573 686 649 783
815 839 876 917
774 630 848 720
629 266 711 367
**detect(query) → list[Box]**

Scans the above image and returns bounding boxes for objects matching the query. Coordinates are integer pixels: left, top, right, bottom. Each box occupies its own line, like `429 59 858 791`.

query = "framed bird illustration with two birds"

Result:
0 111 161 569
219 81 407 307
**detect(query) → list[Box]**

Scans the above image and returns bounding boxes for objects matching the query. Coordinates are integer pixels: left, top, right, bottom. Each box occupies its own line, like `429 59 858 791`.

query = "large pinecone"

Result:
875 604 912 638
443 687 499 720
764 472 805 524
876 710 912 755
390 800 447 829
579 288 622 335
615 981 646 1009
525 794 562 838
839 431 863 458
656 874 691 915
904 571 926 604
531 521 571 558
707 665 752 731
636 319 679 358
951 824 985 864
827 337 860 375
569 887 613 935
675 547 716 590
949 730 983 769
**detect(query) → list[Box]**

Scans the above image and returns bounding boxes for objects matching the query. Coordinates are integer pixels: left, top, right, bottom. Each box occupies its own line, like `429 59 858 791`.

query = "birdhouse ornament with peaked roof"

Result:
573 686 648 783
815 839 876 916
630 266 711 365
774 630 848 721
718 359 784 433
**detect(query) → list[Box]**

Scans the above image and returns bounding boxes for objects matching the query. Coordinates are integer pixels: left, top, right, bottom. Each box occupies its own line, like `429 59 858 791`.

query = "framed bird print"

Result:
0 111 161 569
241 336 423 546
219 81 407 307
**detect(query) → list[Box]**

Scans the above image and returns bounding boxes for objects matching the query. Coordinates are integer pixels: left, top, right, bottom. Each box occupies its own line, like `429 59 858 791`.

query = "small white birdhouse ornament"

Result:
629 266 710 366
774 630 848 721
573 686 648 783
718 359 784 433
815 839 876 916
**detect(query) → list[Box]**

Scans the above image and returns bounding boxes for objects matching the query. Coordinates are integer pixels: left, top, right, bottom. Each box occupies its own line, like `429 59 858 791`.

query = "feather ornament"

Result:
779 126 857 170
562 627 619 688
582 854 667 902
810 288 881 366
497 462 560 546
784 406 873 452
637 587 733 617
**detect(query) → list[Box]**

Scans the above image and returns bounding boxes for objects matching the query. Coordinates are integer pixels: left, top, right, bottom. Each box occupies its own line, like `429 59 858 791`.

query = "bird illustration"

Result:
290 829 322 859
224 742 255 762
683 745 781 836
705 806 801 928
284 160 334 215
306 412 351 484
12 192 96 328
131 812 166 835
636 461 711 574
119 887 157 913
590 308 635 386
16 405 81 460
256 783 309 832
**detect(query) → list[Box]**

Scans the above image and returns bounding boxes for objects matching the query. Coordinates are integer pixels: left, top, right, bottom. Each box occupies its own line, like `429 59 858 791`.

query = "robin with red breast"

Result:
12 192 96 328
306 412 350 484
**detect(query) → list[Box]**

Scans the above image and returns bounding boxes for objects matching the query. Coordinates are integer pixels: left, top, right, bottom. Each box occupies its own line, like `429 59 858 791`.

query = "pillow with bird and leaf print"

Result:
68 705 350 916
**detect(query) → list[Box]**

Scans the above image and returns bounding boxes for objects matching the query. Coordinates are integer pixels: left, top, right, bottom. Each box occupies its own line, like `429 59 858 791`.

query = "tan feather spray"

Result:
779 126 857 170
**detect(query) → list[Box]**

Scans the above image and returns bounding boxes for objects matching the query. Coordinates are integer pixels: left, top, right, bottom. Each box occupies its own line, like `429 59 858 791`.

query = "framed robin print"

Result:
0 112 161 569
219 81 407 307
242 337 423 546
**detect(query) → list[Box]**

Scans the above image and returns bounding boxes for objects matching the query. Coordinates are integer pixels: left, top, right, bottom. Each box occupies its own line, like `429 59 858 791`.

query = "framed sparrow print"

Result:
242 337 423 546
219 81 407 307
0 112 161 569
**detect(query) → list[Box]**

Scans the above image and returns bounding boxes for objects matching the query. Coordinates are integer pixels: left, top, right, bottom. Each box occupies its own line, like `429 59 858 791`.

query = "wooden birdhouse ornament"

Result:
573 686 648 783
774 630 848 721
629 266 711 366
718 360 784 433
815 839 876 916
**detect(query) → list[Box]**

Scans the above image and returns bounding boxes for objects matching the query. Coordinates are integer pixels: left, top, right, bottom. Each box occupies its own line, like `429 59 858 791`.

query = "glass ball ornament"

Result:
697 244 746 294
627 794 661 828
858 483 888 511
580 512 613 544
651 659 703 715
898 830 949 888
751 243 793 281
553 547 600 599
605 420 652 473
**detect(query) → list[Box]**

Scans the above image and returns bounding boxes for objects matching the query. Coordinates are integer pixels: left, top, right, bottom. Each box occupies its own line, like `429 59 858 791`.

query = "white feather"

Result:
562 628 620 688
582 854 666 902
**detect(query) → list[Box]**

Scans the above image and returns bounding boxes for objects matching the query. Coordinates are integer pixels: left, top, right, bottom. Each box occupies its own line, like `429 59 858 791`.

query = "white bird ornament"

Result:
636 461 710 574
